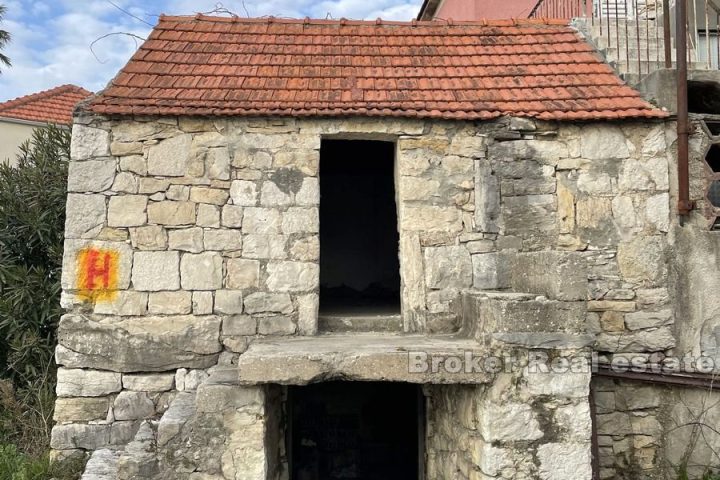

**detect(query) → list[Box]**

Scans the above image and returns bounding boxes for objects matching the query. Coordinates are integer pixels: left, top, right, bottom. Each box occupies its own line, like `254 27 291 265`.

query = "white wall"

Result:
0 119 37 167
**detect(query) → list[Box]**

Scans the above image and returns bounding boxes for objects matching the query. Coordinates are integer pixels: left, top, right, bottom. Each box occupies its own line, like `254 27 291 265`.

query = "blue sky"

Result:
0 0 420 101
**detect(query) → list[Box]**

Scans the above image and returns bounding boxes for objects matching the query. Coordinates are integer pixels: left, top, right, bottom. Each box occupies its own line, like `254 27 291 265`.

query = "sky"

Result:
0 0 420 102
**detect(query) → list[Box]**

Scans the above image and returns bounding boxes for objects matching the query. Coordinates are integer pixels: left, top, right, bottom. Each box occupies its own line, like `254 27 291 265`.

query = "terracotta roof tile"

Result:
0 85 92 124
88 16 666 120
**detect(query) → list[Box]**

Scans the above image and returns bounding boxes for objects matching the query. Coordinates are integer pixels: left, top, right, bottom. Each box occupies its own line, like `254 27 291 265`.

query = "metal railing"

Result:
530 0 720 75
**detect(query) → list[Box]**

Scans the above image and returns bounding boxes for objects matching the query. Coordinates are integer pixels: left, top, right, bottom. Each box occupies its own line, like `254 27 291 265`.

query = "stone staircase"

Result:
574 17 710 86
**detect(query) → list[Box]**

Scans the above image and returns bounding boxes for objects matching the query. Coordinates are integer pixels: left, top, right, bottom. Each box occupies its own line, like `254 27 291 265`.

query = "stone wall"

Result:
55 111 714 478
426 354 592 480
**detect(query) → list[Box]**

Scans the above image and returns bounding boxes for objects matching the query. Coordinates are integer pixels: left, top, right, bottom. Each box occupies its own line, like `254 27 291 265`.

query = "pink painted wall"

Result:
434 0 539 19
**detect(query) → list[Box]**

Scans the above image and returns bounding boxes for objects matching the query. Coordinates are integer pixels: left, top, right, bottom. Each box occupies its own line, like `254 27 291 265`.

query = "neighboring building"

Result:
417 0 538 20
0 84 90 166
54 15 720 480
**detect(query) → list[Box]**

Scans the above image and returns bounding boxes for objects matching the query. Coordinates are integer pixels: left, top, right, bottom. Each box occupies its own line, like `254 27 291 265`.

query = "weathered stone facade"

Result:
55 111 720 479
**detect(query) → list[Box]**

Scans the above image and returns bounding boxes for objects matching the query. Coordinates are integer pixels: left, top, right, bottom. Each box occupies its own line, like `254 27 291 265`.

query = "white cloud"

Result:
0 0 420 101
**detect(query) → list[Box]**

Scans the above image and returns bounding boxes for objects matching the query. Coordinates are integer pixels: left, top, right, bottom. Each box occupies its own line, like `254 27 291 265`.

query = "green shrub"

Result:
0 444 84 480
0 125 69 461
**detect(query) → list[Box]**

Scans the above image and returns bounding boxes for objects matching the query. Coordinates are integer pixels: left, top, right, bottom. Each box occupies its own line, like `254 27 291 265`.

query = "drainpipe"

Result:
677 0 694 215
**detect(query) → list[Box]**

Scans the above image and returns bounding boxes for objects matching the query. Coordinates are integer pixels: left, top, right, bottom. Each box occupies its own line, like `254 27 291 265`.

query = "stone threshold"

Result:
214 334 493 385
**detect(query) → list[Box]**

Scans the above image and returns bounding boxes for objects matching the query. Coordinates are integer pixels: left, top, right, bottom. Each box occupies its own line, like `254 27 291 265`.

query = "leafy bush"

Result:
0 125 69 463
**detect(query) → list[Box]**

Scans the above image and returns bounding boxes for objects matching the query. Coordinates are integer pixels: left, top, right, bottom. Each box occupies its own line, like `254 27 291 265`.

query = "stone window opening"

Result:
286 381 423 480
688 81 720 114
703 138 720 228
318 139 402 331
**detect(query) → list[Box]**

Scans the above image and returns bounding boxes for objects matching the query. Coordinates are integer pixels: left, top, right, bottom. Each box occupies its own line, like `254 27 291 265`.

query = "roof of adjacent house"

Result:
0 85 92 125
87 15 666 121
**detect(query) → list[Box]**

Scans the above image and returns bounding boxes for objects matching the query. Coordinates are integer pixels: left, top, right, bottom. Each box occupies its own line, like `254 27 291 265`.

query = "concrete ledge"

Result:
231 334 493 385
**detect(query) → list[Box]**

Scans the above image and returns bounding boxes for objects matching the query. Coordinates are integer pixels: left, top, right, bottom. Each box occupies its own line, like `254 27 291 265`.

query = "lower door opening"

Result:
319 140 401 330
287 382 422 480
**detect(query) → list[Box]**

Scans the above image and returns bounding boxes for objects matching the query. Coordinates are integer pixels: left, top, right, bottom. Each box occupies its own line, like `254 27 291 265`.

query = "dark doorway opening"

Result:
319 140 400 317
287 382 422 480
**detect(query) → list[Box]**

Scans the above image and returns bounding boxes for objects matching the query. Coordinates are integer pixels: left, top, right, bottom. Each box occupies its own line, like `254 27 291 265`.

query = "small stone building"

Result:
55 15 720 480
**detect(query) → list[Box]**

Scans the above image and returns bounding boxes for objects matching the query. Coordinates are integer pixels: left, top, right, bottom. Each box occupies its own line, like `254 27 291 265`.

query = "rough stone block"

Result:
71 125 110 160
119 155 147 175
537 442 592 480
64 193 106 239
196 203 221 228
51 424 110 450
230 180 258 206
147 201 196 226
226 258 260 289
472 253 505 290
94 290 148 316
596 327 675 352
148 291 192 314
204 229 242 251
168 227 204 253
192 291 213 315
624 309 673 330
166 185 190 201
223 315 256 336
580 125 630 159
122 373 175 392
297 293 319 335
214 290 244 314
132 251 180 291
266 261 319 292
282 207 319 234
243 234 287 259
129 225 167 250
258 316 296 335
68 159 116 192
401 205 463 233
206 147 231 180
242 207 281 234
244 292 293 314
53 397 111 422
112 172 139 193
56 313 222 372
221 204 243 227
147 134 191 176
190 187 229 206
478 402 543 441
296 177 319 205
424 246 472 289
56 368 122 397
108 195 148 227
113 391 155 420
180 252 223 290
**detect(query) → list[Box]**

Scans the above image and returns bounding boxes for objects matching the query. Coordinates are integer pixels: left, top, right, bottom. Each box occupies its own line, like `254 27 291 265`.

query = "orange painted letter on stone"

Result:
76 247 119 301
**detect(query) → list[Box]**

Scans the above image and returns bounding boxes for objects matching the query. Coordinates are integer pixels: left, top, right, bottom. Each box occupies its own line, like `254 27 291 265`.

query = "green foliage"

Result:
0 444 84 480
0 4 11 69
0 126 69 463
0 125 69 388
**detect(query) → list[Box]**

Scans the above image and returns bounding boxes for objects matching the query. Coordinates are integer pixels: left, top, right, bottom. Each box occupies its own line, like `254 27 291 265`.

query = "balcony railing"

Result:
530 0 720 74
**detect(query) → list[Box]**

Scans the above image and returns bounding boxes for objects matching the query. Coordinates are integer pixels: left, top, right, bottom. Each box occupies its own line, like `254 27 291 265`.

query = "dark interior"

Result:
704 120 720 137
706 144 720 173
288 382 421 480
319 140 400 313
688 80 720 114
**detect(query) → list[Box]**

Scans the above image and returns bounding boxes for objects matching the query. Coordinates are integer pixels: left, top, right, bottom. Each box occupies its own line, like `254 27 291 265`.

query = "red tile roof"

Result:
88 16 666 121
0 85 92 125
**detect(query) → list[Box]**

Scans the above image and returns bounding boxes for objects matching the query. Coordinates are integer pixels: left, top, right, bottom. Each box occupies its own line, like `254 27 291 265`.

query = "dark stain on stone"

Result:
270 168 304 195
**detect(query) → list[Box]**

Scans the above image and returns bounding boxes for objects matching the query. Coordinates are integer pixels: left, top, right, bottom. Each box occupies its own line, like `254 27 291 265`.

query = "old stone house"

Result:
55 15 720 480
